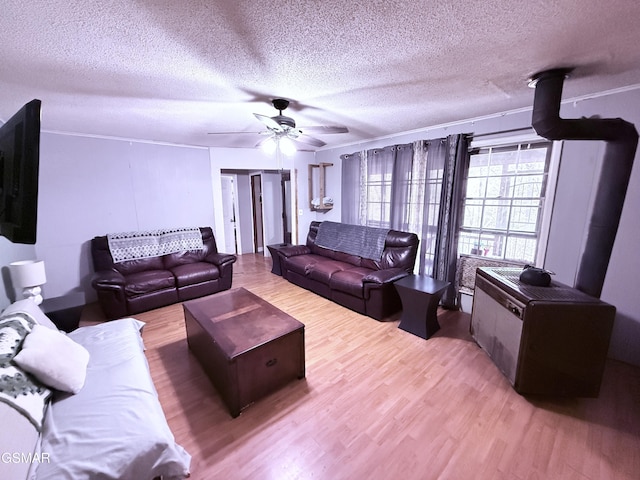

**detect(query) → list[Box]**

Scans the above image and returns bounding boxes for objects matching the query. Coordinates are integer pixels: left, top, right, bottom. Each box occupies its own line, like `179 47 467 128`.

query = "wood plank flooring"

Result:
81 253 640 480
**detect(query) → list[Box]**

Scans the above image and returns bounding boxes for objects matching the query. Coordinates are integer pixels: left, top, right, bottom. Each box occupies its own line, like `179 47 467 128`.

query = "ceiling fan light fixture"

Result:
233 97 348 150
261 136 277 155
280 136 297 156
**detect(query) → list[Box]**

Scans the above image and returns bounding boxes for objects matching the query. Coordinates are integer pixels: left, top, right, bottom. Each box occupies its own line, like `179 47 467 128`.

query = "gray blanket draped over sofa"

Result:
314 221 390 260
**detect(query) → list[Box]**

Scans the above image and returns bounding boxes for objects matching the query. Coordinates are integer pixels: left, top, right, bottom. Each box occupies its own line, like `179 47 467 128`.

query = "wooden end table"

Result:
394 275 450 340
266 243 292 276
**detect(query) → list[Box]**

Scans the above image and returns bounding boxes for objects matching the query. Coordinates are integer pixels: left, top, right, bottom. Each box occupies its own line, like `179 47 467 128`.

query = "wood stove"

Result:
470 267 615 397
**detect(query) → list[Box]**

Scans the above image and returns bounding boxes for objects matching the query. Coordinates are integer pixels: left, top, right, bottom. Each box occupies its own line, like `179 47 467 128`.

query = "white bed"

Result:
0 300 191 480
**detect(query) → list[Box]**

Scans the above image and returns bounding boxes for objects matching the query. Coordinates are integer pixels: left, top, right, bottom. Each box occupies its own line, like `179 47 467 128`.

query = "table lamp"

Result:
10 260 47 305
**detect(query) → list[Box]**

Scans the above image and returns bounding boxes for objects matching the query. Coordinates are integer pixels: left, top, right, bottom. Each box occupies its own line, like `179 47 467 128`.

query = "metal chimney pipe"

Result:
529 68 638 298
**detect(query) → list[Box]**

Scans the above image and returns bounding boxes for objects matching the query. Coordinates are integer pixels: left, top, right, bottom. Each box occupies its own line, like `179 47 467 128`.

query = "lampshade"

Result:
10 260 47 305
10 260 47 288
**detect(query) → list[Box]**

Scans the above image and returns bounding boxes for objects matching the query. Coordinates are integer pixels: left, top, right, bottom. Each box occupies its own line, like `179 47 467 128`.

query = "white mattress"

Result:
34 318 191 480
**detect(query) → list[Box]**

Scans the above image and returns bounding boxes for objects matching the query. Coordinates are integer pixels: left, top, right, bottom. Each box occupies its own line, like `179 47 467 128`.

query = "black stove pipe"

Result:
529 68 638 298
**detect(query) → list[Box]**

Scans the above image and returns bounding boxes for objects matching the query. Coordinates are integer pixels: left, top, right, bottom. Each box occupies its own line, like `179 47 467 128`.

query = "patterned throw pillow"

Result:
0 313 52 430
0 313 33 365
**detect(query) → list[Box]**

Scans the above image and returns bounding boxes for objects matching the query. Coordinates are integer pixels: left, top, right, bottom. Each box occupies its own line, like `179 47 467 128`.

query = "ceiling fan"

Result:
209 98 349 149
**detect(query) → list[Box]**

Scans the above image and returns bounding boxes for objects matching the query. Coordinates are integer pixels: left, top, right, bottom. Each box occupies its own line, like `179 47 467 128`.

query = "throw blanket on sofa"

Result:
107 227 204 263
0 313 51 430
315 221 390 260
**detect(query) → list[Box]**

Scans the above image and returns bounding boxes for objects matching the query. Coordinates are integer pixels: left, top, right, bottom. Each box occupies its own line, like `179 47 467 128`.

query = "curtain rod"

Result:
471 126 536 139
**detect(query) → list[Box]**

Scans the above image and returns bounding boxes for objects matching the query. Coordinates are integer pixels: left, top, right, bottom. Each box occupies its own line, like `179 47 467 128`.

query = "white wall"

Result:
32 133 214 304
315 86 640 367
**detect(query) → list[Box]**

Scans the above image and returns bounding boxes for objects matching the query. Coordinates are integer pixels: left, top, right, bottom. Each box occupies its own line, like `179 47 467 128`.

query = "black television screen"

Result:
0 99 41 244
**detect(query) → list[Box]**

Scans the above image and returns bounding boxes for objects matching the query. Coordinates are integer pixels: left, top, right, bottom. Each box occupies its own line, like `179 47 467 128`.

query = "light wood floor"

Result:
82 254 640 480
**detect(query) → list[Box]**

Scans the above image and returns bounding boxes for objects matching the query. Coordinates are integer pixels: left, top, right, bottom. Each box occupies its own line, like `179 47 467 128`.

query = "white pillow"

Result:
1 299 58 330
13 324 90 394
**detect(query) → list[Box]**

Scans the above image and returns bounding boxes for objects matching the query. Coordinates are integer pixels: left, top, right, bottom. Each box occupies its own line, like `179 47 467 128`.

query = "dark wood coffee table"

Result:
183 287 305 417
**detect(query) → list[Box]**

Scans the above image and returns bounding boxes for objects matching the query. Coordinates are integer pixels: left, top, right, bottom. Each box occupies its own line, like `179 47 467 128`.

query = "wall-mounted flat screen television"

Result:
0 99 41 244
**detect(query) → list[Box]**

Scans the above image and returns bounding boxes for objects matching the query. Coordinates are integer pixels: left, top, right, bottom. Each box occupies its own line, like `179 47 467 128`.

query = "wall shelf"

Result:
308 162 333 211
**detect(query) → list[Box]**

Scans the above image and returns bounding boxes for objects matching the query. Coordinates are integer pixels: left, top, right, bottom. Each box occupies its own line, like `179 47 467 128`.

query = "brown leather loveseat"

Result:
277 221 418 320
91 227 236 319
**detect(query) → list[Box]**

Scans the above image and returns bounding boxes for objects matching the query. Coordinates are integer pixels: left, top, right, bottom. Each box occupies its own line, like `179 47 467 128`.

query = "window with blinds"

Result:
458 140 554 263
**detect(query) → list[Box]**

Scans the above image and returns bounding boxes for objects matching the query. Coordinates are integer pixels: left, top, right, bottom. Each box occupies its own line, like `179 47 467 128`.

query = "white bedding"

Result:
34 318 191 480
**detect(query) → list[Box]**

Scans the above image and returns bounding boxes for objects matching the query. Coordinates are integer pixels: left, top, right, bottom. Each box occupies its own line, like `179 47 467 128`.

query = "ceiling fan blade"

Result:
300 125 349 134
207 131 260 135
254 113 284 132
254 135 274 148
295 135 326 147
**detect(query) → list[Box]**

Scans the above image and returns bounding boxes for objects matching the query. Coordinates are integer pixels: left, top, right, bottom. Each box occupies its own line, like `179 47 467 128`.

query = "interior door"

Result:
281 171 292 244
251 174 264 253
261 172 284 250
220 175 237 254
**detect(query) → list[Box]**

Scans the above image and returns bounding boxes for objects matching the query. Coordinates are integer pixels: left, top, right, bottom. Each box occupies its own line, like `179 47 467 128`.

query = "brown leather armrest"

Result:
363 268 407 285
277 245 311 258
208 253 237 267
91 270 125 290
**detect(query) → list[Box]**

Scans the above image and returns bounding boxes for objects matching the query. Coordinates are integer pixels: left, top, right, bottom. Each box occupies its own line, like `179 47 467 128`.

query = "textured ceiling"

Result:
2 0 640 150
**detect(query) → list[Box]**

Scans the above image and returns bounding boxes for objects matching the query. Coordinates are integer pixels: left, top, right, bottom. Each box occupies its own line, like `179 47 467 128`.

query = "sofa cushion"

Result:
329 267 375 298
116 255 165 275
124 270 175 296
170 262 220 287
283 254 325 277
310 244 362 266
307 260 349 284
163 250 206 269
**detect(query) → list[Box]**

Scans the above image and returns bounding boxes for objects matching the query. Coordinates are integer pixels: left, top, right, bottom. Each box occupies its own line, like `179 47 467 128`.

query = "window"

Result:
410 159 444 272
360 145 412 230
458 138 557 264
363 166 392 228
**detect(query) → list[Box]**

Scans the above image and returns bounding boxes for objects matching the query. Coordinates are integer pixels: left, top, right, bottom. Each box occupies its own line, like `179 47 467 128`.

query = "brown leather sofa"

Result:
91 227 236 319
277 221 419 320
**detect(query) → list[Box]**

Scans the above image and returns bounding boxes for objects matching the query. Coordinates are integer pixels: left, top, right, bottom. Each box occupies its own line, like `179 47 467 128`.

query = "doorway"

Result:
251 174 264 253
220 168 296 255
220 175 238 254
281 171 292 244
